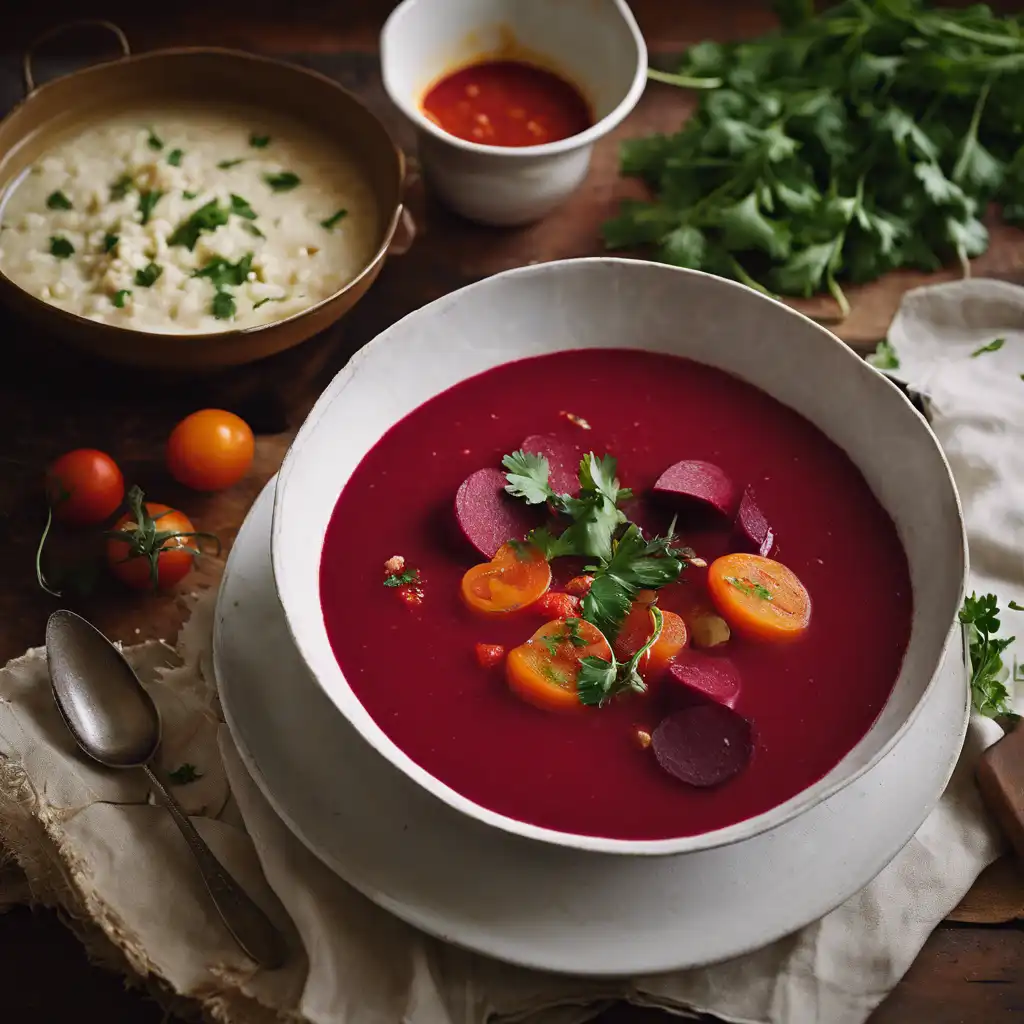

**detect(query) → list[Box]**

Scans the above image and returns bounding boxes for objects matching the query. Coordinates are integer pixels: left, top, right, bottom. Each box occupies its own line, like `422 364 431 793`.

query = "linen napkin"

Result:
1 278 1021 1024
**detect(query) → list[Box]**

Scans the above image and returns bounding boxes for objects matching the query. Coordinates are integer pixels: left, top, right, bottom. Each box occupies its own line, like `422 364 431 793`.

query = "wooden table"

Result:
2 3 1024 1021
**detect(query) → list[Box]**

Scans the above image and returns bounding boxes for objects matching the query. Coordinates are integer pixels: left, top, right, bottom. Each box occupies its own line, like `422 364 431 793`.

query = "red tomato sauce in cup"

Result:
421 59 592 147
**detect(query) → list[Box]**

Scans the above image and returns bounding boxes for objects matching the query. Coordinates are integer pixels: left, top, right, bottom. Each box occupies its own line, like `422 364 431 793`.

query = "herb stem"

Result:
647 68 724 90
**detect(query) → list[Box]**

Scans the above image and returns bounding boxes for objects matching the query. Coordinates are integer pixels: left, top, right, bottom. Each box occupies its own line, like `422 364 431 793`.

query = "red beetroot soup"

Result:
319 349 913 841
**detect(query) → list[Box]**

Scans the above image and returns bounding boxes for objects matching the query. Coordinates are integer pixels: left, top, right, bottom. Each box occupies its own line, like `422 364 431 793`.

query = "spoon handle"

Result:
143 764 287 968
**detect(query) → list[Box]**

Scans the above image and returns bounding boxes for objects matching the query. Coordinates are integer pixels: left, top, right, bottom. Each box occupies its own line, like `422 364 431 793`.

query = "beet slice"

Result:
667 655 741 710
651 704 754 788
653 460 738 519
521 434 580 496
735 486 774 557
455 468 542 559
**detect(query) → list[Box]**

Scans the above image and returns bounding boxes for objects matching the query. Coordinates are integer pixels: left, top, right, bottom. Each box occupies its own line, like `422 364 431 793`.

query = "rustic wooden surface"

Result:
2 3 1024 1022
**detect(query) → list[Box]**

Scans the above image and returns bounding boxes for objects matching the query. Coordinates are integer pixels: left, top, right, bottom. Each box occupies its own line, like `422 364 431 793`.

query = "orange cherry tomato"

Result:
707 553 811 643
166 409 255 492
460 542 551 617
45 449 124 526
475 642 506 668
506 617 612 712
565 574 594 596
536 591 581 619
613 603 688 676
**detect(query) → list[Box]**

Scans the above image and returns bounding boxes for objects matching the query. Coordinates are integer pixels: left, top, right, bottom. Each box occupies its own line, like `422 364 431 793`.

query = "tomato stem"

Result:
35 505 62 597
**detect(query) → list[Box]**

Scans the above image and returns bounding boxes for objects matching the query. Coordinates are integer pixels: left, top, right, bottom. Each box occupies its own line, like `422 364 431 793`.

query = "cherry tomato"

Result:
45 449 124 526
460 542 551 617
707 553 811 643
105 487 216 590
506 617 612 712
536 591 581 619
166 409 255 492
475 643 506 668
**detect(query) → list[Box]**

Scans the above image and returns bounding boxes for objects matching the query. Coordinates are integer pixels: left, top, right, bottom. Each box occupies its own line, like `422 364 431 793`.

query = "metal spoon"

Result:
45 608 287 969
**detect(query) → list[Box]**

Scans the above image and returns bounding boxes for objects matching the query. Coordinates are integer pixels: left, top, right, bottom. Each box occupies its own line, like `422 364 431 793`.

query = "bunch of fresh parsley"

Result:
961 592 1023 722
503 449 689 704
604 0 1024 317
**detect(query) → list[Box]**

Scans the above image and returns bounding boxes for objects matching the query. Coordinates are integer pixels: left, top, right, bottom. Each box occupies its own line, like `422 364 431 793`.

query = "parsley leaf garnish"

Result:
578 606 664 707
502 450 554 505
193 252 254 290
146 129 163 151
602 2 1024 313
112 289 131 308
971 337 1005 357
49 236 74 258
134 262 163 287
384 568 419 587
110 174 134 200
46 190 72 210
103 233 119 254
960 592 1022 721
725 575 773 601
212 290 236 320
250 133 271 148
182 190 199 200
137 189 164 225
264 171 300 192
167 148 184 166
168 198 231 250
321 209 348 230
218 158 245 169
229 194 257 220
867 338 900 370
168 763 202 784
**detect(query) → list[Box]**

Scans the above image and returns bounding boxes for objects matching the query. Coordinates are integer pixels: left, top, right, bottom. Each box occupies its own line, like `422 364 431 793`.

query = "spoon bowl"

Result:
45 608 287 969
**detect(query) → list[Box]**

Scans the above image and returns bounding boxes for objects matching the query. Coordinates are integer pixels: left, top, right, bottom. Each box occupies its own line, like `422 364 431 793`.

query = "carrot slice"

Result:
461 542 551 617
506 617 612 712
614 603 688 676
707 553 811 643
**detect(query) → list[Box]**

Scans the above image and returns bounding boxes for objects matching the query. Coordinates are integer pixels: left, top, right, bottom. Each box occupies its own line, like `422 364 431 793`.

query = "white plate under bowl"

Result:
214 479 970 976
270 257 966 856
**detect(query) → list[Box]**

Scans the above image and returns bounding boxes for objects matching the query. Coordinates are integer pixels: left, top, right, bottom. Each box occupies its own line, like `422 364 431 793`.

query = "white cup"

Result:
380 0 648 227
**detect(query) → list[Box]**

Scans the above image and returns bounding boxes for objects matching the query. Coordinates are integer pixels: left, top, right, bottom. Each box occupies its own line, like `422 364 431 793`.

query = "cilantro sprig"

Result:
502 449 688 643
960 592 1021 721
578 606 665 707
604 0 1024 316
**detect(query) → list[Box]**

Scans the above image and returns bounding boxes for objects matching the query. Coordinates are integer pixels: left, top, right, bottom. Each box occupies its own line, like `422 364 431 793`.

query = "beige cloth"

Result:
1 279 1021 1024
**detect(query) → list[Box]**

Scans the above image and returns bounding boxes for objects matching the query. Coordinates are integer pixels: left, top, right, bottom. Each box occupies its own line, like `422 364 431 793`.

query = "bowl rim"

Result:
0 45 406 343
379 0 649 158
271 256 968 857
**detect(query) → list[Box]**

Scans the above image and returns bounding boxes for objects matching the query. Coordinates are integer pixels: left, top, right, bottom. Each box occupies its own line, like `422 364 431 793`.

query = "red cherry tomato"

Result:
105 487 218 591
166 409 255 492
45 449 124 526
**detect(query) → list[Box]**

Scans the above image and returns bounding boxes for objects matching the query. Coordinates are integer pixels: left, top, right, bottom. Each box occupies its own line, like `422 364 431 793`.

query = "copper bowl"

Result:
0 21 410 370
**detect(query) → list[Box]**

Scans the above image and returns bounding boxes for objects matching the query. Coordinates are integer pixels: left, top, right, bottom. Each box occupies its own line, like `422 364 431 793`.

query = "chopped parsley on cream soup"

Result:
0 105 380 333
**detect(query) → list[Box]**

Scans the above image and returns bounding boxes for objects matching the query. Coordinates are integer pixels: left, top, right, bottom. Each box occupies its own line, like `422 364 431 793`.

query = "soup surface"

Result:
421 60 591 146
0 104 380 334
319 349 913 840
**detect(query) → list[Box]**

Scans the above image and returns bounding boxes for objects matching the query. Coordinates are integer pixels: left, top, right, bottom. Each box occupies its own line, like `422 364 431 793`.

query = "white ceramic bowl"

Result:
271 258 967 856
380 0 647 226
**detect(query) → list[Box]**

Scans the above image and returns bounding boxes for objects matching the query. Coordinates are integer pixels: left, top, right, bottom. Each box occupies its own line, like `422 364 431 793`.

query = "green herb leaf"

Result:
725 575 773 600
253 295 283 309
384 568 419 587
137 189 164 226
230 194 258 220
245 223 266 238
960 592 1021 721
218 158 245 169
49 236 74 258
867 338 900 370
147 129 164 151
134 262 163 287
103 232 119 254
971 337 1005 357
112 289 131 308
1010 601 1024 612
167 148 184 167
321 208 349 230
193 252 254 291
182 190 199 200
168 763 202 784
211 290 236 320
502 450 553 505
578 606 664 707
46 190 72 210
110 174 134 200
168 198 231 250
250 133 271 148
264 171 300 192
